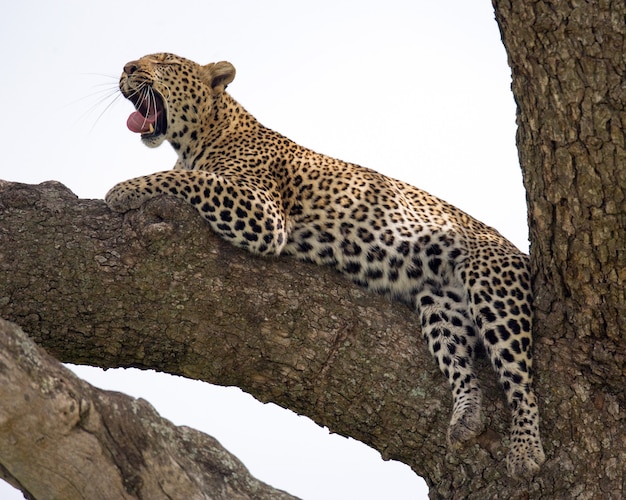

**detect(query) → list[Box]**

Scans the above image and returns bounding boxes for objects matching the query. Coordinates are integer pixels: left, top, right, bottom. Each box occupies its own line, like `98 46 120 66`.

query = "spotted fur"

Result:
105 53 545 478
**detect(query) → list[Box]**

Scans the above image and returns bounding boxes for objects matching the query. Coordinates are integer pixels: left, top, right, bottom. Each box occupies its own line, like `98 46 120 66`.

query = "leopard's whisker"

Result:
67 82 123 133
87 91 125 133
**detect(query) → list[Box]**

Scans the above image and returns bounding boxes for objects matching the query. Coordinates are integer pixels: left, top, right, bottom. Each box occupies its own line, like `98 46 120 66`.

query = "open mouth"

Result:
125 88 167 137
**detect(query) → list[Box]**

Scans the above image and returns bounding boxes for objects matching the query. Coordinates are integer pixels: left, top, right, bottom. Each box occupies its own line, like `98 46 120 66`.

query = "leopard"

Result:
105 52 545 479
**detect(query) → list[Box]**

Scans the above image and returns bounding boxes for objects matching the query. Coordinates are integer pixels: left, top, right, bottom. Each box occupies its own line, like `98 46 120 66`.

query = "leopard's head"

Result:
119 52 236 148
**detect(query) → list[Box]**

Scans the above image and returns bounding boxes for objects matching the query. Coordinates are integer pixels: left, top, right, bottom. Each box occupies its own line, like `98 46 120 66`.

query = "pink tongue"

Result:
127 111 157 134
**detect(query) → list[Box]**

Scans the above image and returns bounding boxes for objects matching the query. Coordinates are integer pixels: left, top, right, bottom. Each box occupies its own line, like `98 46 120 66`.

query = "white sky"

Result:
0 1 525 499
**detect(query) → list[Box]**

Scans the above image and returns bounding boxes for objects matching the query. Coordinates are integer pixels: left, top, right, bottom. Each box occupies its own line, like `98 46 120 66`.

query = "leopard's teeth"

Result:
148 123 155 134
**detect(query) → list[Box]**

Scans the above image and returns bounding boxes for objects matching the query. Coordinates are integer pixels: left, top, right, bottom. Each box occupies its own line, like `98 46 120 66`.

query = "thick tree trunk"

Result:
493 0 626 497
0 318 296 500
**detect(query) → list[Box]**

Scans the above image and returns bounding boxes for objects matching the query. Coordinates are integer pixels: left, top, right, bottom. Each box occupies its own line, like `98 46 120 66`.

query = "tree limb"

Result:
0 180 536 498
0 317 296 499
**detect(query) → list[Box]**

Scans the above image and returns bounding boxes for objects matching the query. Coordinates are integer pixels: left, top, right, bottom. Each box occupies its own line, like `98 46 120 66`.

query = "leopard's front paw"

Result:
105 182 148 213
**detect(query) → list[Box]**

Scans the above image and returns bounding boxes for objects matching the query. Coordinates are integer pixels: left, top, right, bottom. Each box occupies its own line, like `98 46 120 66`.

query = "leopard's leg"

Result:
105 170 288 256
466 253 545 479
417 285 483 448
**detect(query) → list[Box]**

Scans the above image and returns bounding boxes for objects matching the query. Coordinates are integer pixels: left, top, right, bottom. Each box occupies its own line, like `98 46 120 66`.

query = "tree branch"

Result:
0 317 296 499
0 180 532 498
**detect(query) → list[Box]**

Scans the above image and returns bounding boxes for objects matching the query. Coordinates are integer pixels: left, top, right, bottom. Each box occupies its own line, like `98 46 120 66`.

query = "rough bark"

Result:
0 317 296 500
2 180 538 498
493 0 626 498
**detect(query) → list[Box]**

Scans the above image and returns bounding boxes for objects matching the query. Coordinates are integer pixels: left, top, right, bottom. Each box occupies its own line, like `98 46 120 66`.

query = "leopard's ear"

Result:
201 61 236 93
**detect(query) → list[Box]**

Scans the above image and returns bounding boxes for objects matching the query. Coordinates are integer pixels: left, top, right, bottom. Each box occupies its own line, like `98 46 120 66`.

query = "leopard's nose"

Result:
124 61 139 75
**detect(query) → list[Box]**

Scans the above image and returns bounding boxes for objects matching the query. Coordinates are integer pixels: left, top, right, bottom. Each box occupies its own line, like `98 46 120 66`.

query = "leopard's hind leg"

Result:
465 252 545 478
417 284 483 447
